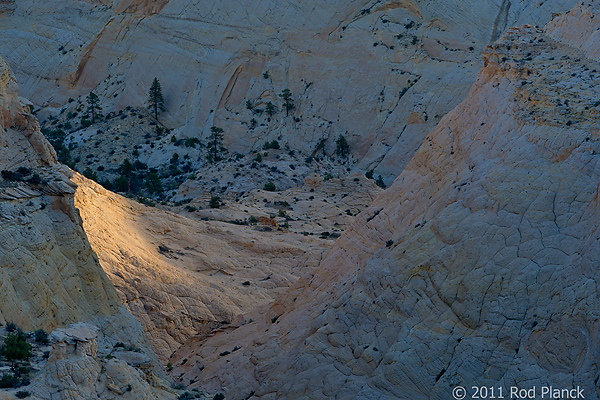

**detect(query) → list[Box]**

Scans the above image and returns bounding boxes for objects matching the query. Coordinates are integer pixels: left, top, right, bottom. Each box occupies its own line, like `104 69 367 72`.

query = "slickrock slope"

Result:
73 173 335 362
0 57 170 398
0 0 579 180
173 4 600 399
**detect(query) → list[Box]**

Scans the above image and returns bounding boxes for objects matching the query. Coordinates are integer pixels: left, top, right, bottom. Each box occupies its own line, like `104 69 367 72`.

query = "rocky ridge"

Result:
169 3 600 399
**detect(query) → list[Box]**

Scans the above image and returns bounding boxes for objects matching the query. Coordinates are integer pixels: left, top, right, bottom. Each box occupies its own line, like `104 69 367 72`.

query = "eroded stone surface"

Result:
172 4 600 399
29 323 177 400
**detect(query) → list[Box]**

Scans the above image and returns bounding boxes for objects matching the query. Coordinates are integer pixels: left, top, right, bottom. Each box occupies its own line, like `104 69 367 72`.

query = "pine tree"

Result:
207 126 224 163
0 332 31 368
86 92 102 124
279 89 295 116
148 77 165 121
265 102 276 117
335 135 350 158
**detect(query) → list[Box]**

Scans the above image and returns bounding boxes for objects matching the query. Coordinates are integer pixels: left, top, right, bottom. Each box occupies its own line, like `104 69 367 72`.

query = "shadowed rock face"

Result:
0 0 579 181
169 4 600 399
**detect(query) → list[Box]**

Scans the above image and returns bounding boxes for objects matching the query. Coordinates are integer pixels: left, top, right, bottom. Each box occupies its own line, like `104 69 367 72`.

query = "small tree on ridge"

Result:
279 89 295 117
207 126 224 163
148 77 165 121
335 135 350 158
86 92 102 124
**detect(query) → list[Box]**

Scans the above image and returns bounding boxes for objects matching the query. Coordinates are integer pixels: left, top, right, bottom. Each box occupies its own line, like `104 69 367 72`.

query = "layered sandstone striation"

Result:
0 0 580 180
172 4 600 398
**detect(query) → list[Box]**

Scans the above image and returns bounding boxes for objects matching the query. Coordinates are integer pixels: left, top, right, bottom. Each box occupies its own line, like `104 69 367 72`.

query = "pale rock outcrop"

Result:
172 3 600 399
0 0 580 181
29 323 177 400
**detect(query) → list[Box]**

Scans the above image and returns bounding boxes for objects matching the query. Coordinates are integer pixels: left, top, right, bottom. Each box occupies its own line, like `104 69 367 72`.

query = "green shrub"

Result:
263 140 280 150
0 373 19 388
114 175 129 192
5 322 17 332
209 196 221 209
0 332 31 364
34 329 49 345
145 172 163 194
83 167 98 182
27 174 41 185
263 182 276 192
16 390 30 398
80 118 92 128
184 138 200 148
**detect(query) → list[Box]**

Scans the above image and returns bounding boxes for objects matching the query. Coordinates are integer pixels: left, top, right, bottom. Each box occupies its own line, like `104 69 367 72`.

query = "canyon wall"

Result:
171 3 600 398
0 0 579 181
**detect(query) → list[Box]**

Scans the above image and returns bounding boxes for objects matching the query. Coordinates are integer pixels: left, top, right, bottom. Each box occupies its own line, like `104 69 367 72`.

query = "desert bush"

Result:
34 329 49 345
0 373 20 388
209 196 221 209
0 331 31 365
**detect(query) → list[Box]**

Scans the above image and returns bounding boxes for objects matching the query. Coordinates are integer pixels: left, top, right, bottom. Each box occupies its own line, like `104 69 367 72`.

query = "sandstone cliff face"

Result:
0 57 170 398
172 4 600 398
0 0 579 180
